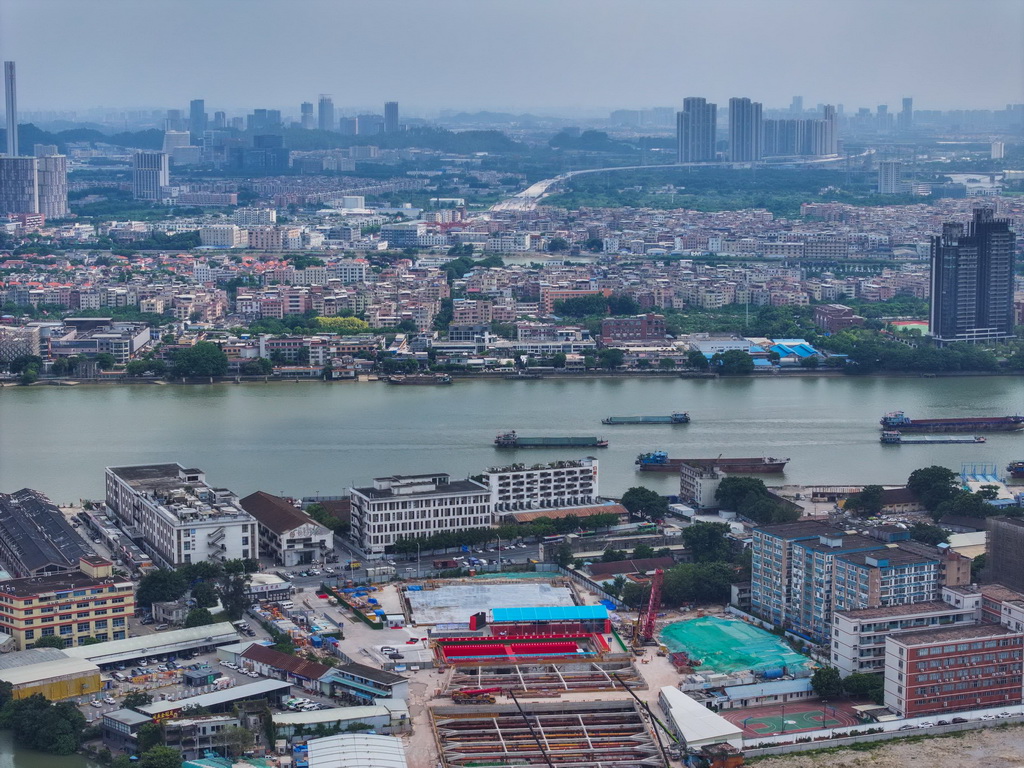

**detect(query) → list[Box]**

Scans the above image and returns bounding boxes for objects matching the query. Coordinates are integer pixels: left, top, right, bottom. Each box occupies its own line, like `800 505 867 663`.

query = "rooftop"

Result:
138 678 291 716
754 521 844 539
837 545 938 569
980 584 1024 603
273 702 405 726
302 733 408 768
0 656 100 687
239 491 327 535
353 478 487 500
835 600 965 621
0 488 96 574
510 503 627 523
491 605 609 623
332 662 406 687
890 623 1020 646
63 622 239 663
241 643 331 680
0 569 129 599
104 708 154 727
587 557 676 578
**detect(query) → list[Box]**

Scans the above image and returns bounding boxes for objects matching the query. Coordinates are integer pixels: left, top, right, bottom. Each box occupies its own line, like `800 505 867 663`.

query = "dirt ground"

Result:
750 726 1024 767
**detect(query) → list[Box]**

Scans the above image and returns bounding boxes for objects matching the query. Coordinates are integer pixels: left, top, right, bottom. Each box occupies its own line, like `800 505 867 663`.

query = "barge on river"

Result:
602 413 690 425
494 431 608 449
635 451 788 473
880 430 986 445
880 411 1024 433
386 373 452 385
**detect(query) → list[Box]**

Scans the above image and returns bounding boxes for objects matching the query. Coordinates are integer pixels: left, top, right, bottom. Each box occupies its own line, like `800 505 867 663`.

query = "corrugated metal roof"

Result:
63 622 239 663
139 679 291 716
0 657 100 686
723 678 813 699
304 734 408 768
659 686 742 748
492 605 608 623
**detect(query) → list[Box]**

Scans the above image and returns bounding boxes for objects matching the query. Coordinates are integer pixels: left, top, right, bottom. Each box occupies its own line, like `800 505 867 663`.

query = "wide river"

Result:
1 375 1022 503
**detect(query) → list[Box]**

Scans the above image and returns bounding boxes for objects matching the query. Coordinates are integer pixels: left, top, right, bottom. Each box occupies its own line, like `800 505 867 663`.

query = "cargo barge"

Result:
386 373 452 385
602 412 690 425
880 411 1024 433
1008 461 1024 479
495 431 608 448
880 430 986 445
635 451 788 473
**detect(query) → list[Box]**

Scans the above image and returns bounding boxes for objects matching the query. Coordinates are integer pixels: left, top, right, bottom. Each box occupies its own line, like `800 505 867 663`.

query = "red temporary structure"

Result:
639 569 664 644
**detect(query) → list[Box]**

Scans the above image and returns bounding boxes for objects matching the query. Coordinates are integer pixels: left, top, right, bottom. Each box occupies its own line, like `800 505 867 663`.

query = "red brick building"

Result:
600 313 667 343
813 304 866 333
884 624 1024 717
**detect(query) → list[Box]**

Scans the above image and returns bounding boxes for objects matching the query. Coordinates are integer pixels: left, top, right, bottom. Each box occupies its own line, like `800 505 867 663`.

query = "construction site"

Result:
430 699 667 768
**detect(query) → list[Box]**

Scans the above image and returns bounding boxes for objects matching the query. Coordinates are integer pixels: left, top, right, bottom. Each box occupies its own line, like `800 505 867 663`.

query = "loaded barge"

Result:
881 431 986 445
495 431 608 449
602 412 690 425
1008 461 1024 479
386 373 452 385
635 451 788 473
880 411 1024 433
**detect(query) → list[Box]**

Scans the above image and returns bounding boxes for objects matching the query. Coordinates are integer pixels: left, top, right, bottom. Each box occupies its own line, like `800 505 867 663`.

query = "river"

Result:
0 732 99 768
1 375 1021 502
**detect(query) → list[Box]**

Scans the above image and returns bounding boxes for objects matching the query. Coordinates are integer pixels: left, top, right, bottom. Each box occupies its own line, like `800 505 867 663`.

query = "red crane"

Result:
639 568 664 644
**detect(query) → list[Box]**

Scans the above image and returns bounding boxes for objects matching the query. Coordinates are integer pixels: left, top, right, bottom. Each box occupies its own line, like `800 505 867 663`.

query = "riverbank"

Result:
4 367 1021 388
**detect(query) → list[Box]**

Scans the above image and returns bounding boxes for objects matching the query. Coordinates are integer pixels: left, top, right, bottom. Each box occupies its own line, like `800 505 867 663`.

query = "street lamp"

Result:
497 536 501 572
416 542 421 579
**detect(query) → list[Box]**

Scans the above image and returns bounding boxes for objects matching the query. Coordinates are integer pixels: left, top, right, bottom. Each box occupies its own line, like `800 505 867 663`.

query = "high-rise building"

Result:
987 517 1024 592
213 111 226 130
4 61 17 156
33 143 57 157
728 97 762 162
898 96 913 132
132 151 169 201
790 95 803 114
338 116 359 136
189 98 207 137
384 101 399 133
929 208 1017 345
36 153 68 218
300 102 315 130
162 130 191 154
991 141 1005 160
878 160 904 194
0 157 38 215
165 109 185 131
318 95 334 132
675 97 717 162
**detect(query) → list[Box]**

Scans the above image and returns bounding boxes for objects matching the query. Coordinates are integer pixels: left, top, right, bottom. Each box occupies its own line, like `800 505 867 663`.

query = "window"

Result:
24 630 34 640
77 622 89 632
59 625 72 635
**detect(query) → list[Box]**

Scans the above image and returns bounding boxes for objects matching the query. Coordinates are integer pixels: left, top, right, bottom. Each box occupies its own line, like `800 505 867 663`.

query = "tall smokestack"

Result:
4 61 17 156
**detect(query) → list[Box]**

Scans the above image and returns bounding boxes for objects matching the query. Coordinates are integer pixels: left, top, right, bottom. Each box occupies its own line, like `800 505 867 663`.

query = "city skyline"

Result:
0 0 1022 114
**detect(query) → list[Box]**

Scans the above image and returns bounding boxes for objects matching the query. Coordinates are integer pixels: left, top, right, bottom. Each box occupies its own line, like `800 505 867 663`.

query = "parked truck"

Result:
433 559 459 569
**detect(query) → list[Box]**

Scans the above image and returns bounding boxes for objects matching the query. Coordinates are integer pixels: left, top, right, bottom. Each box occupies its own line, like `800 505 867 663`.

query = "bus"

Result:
541 534 565 544
636 522 659 534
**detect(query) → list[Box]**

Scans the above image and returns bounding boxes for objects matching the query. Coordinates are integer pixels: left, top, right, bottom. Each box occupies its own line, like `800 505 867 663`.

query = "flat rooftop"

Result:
0 569 127 598
407 583 575 625
836 600 969 621
353 479 487 499
890 623 1020 646
754 521 844 539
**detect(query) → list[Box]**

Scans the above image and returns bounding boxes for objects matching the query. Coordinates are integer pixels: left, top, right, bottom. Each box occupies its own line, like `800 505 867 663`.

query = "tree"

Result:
607 294 640 315
553 543 574 568
31 634 66 649
661 562 736 605
139 746 185 768
681 522 732 563
220 725 255 757
601 548 628 563
240 358 274 375
136 569 188 607
909 523 949 546
845 485 884 517
185 607 215 627
712 349 754 375
123 690 154 710
810 666 844 700
95 352 116 370
658 358 676 369
906 466 959 512
597 348 625 370
632 544 656 560
620 582 650 609
171 341 229 377
842 672 885 704
546 237 569 253
621 487 668 519
135 721 163 752
971 553 987 581
686 349 709 370
553 294 608 317
217 571 251 620
191 580 218 608
0 694 86 754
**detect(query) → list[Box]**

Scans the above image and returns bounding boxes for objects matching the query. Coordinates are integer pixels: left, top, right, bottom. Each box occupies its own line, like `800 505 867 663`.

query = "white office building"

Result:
348 473 490 556
200 224 248 248
233 207 277 226
485 459 598 512
132 151 169 201
105 464 258 569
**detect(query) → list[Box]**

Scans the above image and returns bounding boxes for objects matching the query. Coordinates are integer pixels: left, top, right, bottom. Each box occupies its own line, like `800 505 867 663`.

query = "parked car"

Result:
90 700 103 708
897 724 916 731
951 717 968 723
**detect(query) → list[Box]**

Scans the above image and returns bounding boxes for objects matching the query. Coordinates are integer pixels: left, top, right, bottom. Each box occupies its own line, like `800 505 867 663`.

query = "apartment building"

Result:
239 492 333 567
600 313 667 343
831 547 942 614
0 556 135 650
105 464 258 569
485 459 598 513
832 600 978 676
884 624 1024 718
348 473 491 556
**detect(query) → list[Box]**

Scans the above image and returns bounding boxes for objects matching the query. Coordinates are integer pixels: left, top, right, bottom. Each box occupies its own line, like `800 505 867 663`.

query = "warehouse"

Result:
658 686 743 749
63 622 240 668
295 733 408 768
0 653 102 700
273 700 410 740
138 679 291 721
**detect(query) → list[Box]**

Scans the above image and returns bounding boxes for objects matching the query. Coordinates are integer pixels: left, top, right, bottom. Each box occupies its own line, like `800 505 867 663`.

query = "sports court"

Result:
660 616 811 674
724 701 860 735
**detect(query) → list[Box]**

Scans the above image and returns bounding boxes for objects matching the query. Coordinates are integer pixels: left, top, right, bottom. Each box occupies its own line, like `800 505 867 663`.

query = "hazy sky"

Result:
2 0 1022 116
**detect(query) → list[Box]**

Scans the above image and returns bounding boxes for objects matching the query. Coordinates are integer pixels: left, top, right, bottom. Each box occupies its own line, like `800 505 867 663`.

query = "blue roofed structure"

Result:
492 605 609 623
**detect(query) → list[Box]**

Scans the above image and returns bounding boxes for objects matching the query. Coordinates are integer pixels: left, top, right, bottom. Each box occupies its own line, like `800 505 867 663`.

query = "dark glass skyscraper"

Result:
384 101 399 134
929 208 1016 345
728 97 762 162
675 97 717 162
189 99 207 137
